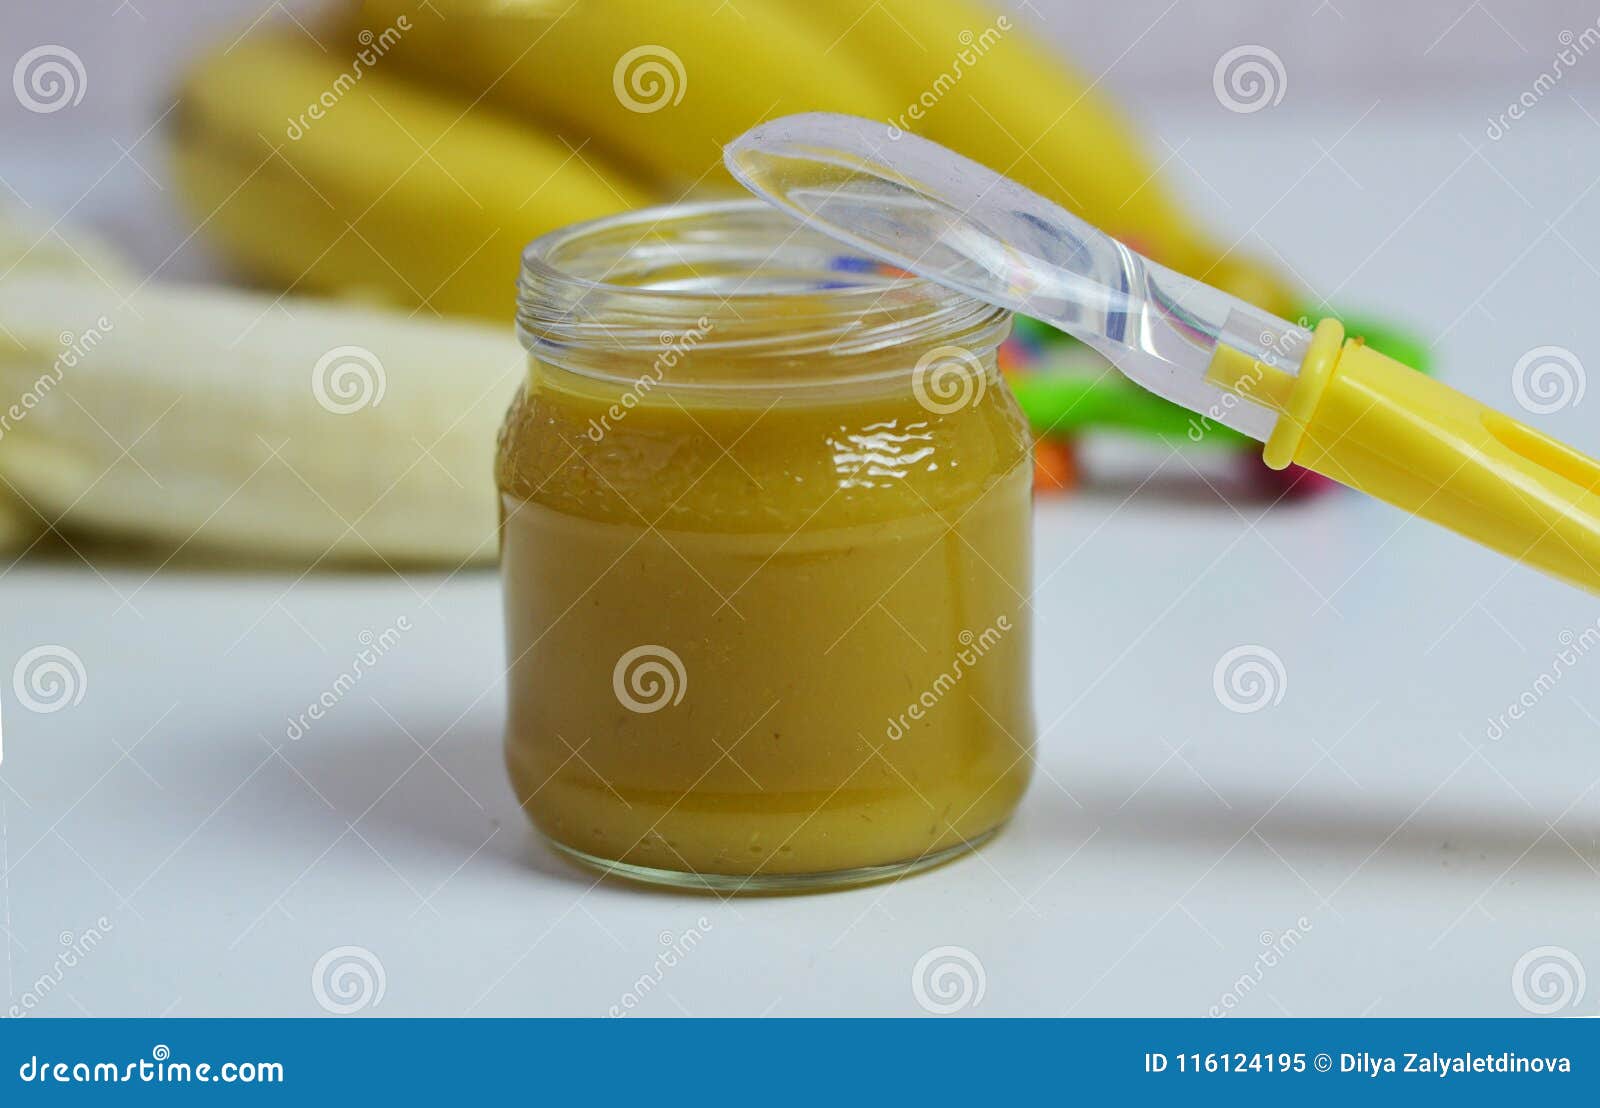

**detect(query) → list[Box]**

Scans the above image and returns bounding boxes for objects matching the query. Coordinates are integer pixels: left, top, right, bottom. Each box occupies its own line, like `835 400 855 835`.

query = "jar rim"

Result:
515 198 1010 385
519 197 937 302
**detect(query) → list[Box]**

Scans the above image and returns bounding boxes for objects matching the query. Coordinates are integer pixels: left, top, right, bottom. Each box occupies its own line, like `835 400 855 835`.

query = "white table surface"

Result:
4 86 1600 1018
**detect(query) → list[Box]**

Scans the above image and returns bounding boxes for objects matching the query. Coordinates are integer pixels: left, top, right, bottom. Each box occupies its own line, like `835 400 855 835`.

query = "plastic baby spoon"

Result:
725 113 1600 596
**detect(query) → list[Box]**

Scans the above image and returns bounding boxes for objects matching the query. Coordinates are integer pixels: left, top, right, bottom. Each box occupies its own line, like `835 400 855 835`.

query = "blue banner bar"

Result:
0 1018 1591 1103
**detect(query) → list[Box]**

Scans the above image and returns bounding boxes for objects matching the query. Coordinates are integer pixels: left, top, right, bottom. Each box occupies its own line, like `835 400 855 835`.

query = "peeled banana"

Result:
0 208 140 551
173 30 648 320
360 0 903 191
0 269 523 565
0 209 132 288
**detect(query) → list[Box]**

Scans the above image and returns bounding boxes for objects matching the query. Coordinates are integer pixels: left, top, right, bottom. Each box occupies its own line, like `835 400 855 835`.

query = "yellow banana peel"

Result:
782 0 1300 316
173 29 647 320
176 1 1298 322
0 266 524 565
360 0 904 191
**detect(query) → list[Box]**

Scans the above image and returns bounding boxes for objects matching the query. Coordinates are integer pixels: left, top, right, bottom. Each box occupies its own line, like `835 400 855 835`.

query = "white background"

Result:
3 1 1600 1017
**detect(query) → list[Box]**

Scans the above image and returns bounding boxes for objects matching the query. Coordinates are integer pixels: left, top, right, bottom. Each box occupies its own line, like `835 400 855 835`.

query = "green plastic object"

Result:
1008 310 1431 446
1332 313 1431 377
1009 372 1207 440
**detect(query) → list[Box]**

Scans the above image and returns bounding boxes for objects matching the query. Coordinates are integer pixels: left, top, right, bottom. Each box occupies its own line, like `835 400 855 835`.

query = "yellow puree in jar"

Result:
497 313 1035 881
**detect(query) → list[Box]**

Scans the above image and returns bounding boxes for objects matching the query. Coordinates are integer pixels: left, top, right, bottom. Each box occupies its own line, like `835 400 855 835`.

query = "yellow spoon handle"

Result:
1210 319 1600 595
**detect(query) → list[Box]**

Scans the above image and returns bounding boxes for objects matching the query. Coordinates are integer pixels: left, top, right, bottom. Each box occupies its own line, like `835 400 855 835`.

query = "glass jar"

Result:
498 198 1035 892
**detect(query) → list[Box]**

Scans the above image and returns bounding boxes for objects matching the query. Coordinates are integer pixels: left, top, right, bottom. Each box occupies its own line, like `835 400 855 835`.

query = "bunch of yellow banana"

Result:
174 0 1298 323
358 0 905 191
173 27 648 320
0 221 523 565
172 0 902 321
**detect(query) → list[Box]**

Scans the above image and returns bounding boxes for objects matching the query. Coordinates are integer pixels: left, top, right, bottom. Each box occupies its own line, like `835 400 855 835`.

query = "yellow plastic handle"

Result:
1210 319 1600 595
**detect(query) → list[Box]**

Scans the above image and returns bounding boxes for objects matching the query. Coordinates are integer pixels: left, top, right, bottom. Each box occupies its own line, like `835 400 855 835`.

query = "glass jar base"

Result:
545 827 1002 894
